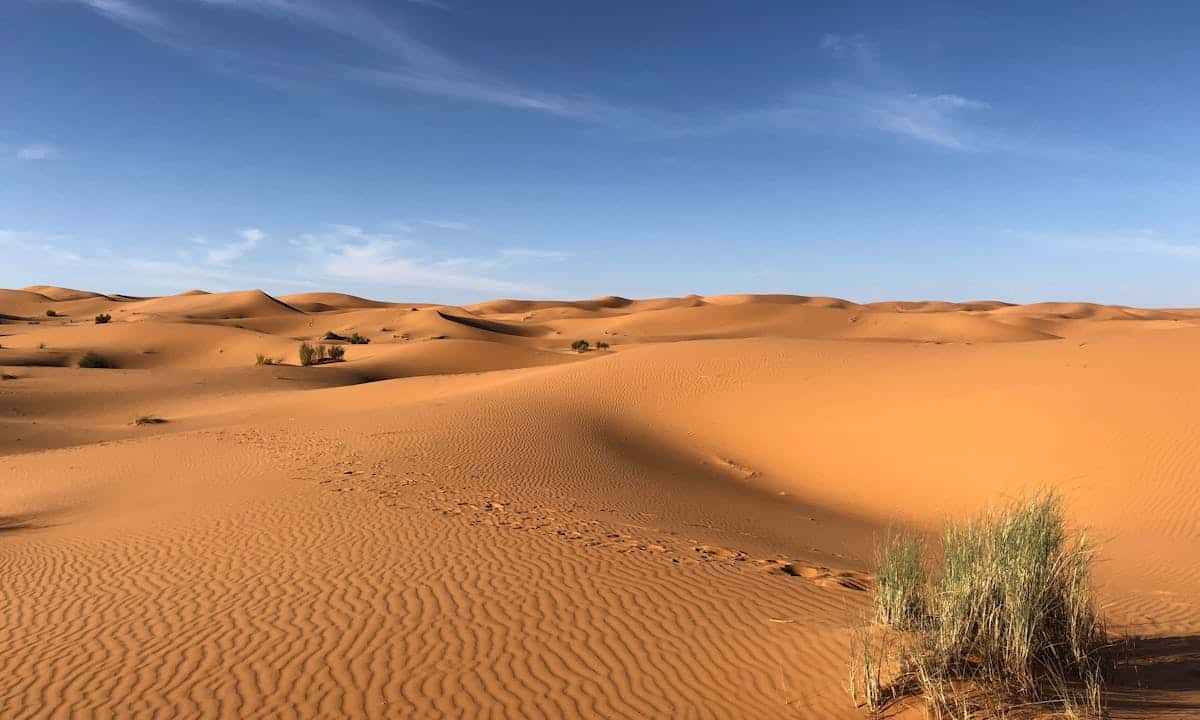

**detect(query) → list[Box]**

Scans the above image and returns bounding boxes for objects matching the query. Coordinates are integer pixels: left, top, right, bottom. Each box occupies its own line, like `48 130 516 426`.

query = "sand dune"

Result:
1 288 1197 718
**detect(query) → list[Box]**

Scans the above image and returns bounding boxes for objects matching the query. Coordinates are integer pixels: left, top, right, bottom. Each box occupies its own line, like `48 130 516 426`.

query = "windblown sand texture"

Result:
1 286 1197 718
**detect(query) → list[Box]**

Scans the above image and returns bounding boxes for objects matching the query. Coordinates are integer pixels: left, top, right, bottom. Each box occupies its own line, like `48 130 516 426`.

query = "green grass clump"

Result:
347 332 370 344
571 339 590 352
874 531 926 630
255 353 283 366
94 313 112 324
850 492 1107 718
328 345 345 361
77 351 114 368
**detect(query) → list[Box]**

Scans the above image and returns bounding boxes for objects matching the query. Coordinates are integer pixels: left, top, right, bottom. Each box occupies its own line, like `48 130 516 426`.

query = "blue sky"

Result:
4 1 1200 305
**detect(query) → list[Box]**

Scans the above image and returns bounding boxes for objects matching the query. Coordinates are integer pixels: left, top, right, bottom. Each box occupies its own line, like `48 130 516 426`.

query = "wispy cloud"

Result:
810 34 992 150
206 227 263 264
0 229 81 262
16 143 57 160
68 0 607 121
60 5 1007 151
501 247 568 262
1010 228 1200 260
405 0 452 11
297 224 544 294
1135 239 1200 258
420 219 471 231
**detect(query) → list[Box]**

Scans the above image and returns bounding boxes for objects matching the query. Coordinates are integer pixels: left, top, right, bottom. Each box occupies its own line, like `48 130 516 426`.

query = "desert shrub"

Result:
94 313 112 324
571 339 590 352
135 415 167 425
850 493 1107 718
46 309 59 317
299 342 316 366
323 331 345 341
596 341 610 350
78 351 113 369
255 353 283 366
347 332 370 344
316 343 329 362
328 345 346 361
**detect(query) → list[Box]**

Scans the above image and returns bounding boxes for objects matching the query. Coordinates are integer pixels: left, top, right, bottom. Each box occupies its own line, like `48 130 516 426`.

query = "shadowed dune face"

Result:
1 285 1198 718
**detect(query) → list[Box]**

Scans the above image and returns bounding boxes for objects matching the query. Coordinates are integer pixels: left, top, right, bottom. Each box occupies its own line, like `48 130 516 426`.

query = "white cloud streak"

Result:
420 220 471 231
0 229 81 262
206 227 263 264
60 6 1007 152
501 248 568 262
17 143 56 160
299 225 546 294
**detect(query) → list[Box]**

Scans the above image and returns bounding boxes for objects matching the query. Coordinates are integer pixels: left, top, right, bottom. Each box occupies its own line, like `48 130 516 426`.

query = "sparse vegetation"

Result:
299 342 345 366
135 415 167 425
94 313 112 324
45 309 59 318
571 339 590 352
1 372 17 381
596 341 610 350
850 493 1107 718
255 353 283 366
347 332 370 344
299 342 316 366
78 351 114 369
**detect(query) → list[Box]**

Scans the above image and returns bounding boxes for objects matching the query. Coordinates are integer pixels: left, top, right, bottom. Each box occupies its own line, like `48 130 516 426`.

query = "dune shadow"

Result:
1107 634 1200 713
0 514 40 534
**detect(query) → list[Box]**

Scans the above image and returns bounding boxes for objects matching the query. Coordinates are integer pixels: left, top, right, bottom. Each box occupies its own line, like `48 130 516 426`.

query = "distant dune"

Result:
1 285 1196 718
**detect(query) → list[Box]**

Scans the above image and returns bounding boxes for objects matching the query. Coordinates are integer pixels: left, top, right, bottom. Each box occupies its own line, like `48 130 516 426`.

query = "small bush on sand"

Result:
571 339 590 352
299 342 316 366
46 309 59 318
850 492 1107 718
78 351 114 369
255 353 283 366
347 332 370 344
328 345 345 361
135 415 167 425
94 313 112 324
596 341 610 350
315 343 328 362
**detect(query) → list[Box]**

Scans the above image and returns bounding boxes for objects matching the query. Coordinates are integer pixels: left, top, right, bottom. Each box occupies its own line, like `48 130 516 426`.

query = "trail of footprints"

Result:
311 455 872 595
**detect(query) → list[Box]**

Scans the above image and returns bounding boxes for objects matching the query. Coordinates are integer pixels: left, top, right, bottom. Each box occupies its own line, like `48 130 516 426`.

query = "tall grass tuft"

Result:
874 531 926 630
850 492 1108 718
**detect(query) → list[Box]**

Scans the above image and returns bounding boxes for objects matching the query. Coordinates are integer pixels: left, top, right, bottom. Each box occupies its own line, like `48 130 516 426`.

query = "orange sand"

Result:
1 287 1196 718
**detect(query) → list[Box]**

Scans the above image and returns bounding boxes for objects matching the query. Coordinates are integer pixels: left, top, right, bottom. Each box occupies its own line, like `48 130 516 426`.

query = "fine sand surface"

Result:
1 287 1198 718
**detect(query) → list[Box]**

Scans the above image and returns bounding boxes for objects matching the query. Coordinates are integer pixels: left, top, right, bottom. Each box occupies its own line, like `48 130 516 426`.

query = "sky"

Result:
4 1 1200 305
